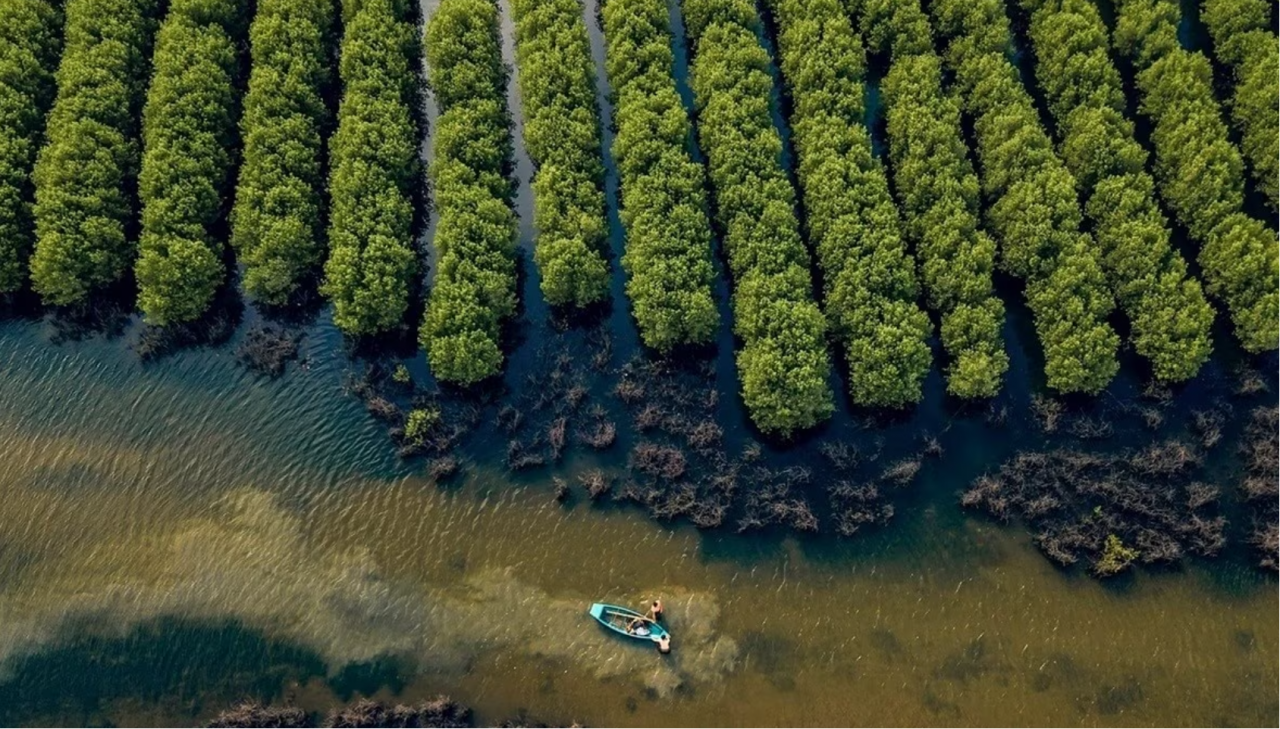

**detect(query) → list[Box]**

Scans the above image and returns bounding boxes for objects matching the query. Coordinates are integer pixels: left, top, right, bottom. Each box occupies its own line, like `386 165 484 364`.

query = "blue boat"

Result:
589 603 670 645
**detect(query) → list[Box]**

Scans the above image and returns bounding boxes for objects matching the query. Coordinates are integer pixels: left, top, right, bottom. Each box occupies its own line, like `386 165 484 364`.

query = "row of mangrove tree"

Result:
1113 0 1278 354
419 0 519 384
603 0 721 352
768 0 934 409
931 0 1121 395
0 0 61 294
134 0 245 325
30 0 157 306
1019 0 1214 382
322 0 419 335
682 0 835 434
1201 0 1278 211
231 0 335 306
511 0 611 308
858 0 1009 399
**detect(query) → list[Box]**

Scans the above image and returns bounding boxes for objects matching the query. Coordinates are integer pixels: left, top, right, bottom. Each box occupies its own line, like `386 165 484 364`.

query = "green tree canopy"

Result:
322 0 419 336
30 0 158 306
0 0 62 293
768 0 934 407
134 0 245 325
1112 0 1278 352
931 0 1120 394
231 0 335 306
682 0 835 433
510 0 610 308
602 0 719 352
419 0 518 384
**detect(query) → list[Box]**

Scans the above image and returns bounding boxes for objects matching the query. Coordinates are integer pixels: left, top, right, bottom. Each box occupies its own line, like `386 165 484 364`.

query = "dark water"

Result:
0 0 1276 726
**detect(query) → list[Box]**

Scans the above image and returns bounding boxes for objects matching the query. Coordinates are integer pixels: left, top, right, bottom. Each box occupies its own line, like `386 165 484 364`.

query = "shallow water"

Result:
0 0 1276 726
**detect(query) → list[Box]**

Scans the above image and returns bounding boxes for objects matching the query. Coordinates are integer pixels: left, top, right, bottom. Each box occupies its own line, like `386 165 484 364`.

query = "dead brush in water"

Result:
630 442 688 480
548 417 567 460
881 458 922 486
687 420 723 451
506 439 546 470
828 480 894 536
325 697 470 728
236 325 302 376
1240 407 1279 570
428 456 460 482
580 469 611 500
739 465 817 533
819 440 861 471
1191 407 1229 450
1234 366 1269 396
207 702 307 728
960 439 1226 575
1031 395 1063 433
577 419 617 449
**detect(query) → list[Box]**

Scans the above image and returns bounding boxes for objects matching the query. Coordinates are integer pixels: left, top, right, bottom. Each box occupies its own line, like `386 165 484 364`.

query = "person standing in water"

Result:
648 598 664 622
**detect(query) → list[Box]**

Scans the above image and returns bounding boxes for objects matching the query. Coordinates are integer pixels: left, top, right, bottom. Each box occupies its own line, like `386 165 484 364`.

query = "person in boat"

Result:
626 616 651 637
648 599 664 622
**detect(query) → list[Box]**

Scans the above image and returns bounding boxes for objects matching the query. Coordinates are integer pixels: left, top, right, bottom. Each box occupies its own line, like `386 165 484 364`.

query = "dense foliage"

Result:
1201 0 1278 211
931 0 1120 394
600 0 719 352
767 0 932 407
0 0 61 293
30 0 157 306
858 0 1008 399
419 0 518 384
510 0 610 308
323 0 419 336
681 0 834 434
134 0 244 325
1019 0 1213 382
1113 0 1278 352
231 0 335 305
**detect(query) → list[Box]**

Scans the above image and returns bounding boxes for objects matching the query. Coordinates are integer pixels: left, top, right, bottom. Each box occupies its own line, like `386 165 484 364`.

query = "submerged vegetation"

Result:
1240 406 1278 570
419 0 518 384
207 697 471 728
963 441 1226 574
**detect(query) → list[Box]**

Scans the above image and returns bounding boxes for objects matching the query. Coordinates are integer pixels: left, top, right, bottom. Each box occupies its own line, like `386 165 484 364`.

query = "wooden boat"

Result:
589 603 669 643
